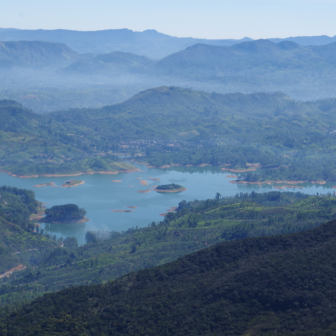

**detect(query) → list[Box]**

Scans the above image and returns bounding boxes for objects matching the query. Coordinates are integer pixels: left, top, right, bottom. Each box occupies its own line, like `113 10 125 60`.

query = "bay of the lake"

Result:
0 163 334 245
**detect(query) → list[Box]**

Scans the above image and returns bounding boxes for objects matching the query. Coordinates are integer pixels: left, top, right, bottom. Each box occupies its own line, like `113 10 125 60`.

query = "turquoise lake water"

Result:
0 163 334 245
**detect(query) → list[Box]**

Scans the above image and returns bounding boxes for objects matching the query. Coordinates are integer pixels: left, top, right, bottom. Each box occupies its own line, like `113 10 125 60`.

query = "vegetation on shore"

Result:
1 191 336 309
0 99 136 176
2 86 336 182
0 186 58 274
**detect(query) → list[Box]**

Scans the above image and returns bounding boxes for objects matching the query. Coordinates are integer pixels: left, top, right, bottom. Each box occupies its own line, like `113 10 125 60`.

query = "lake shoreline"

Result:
39 217 90 224
0 169 140 179
154 187 187 193
229 179 328 187
34 180 85 188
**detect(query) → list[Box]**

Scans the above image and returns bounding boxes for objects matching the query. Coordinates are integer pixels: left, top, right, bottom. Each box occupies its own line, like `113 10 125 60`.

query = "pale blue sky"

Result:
1 0 335 39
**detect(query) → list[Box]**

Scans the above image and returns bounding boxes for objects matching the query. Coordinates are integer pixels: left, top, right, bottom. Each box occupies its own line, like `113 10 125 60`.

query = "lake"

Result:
0 163 334 245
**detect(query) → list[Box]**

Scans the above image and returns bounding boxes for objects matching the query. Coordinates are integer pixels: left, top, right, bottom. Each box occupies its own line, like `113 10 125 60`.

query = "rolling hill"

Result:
2 85 336 181
49 85 335 143
49 85 336 182
0 99 136 176
4 212 336 335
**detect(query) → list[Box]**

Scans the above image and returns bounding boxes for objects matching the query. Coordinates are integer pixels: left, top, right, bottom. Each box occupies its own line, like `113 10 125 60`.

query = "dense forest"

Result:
0 186 58 274
44 204 86 223
1 191 336 309
3 216 336 335
48 87 336 182
2 86 336 182
0 99 135 176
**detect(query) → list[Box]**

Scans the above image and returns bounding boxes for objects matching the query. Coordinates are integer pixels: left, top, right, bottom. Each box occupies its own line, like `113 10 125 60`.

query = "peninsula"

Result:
154 183 186 193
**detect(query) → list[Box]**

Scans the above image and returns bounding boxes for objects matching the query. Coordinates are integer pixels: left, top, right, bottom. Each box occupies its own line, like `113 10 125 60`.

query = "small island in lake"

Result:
154 183 186 193
61 180 84 187
34 182 56 188
43 204 89 224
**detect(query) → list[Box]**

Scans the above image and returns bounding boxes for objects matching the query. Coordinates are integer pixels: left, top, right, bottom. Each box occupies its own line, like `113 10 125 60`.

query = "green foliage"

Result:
4 216 336 335
0 186 58 274
0 100 135 175
2 191 336 308
45 204 86 223
2 85 336 181
156 183 184 190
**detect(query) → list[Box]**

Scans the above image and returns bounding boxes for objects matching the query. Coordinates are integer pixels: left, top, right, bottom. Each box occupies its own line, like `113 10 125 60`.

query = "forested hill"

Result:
0 186 58 274
4 217 336 335
2 85 336 180
50 86 335 143
2 191 334 309
0 99 136 176
0 41 78 68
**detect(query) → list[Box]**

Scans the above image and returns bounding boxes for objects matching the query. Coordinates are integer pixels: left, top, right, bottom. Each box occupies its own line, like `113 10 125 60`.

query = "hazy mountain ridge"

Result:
0 40 78 68
154 40 336 77
0 28 335 59
66 51 155 75
2 38 336 112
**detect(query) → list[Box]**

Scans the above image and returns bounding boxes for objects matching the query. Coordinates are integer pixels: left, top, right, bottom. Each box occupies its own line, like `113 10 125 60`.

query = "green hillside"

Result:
0 99 136 176
0 186 58 274
3 202 336 334
50 86 335 143
2 85 336 181
2 191 336 308
50 86 336 181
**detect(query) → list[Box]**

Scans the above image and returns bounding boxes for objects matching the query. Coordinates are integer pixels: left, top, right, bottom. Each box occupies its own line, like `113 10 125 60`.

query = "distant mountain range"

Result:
154 39 336 77
2 37 336 111
1 28 336 59
3 39 336 77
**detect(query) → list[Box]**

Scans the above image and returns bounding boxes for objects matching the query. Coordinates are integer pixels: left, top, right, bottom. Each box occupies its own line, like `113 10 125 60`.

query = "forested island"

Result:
43 204 88 224
154 183 186 192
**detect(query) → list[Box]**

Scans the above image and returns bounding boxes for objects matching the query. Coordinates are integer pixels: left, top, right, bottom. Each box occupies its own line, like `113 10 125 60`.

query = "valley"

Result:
1 21 336 335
